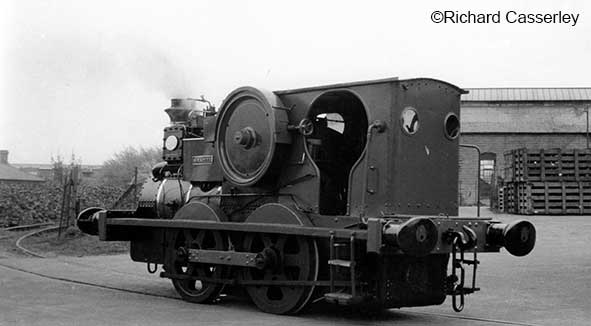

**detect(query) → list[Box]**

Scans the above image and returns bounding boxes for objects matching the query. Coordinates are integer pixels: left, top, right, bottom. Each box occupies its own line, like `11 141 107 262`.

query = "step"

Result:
324 293 364 305
328 259 354 268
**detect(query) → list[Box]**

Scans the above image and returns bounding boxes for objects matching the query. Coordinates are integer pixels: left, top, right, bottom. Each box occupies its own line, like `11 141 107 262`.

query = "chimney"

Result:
0 150 8 164
165 98 197 124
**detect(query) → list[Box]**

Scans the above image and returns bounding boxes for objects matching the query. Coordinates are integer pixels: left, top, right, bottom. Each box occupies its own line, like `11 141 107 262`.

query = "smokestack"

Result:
0 150 8 164
165 98 197 124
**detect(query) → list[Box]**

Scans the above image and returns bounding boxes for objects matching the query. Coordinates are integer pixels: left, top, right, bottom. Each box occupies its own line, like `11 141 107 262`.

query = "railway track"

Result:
0 222 71 257
2 222 54 232
0 259 541 326
14 225 62 258
4 223 541 325
0 223 61 252
3 222 542 325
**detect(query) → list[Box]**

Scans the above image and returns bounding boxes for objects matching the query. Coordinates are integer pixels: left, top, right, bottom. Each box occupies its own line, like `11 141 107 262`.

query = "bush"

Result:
99 146 160 187
0 146 161 227
0 180 131 227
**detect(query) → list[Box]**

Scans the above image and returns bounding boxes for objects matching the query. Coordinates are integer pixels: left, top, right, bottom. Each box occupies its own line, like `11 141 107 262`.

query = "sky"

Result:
1 0 590 164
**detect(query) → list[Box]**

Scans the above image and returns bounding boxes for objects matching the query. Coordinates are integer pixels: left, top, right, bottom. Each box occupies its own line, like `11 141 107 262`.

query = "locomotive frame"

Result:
78 77 536 315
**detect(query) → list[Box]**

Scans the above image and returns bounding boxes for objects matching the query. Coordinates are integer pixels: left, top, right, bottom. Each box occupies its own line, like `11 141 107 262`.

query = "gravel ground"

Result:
0 227 128 258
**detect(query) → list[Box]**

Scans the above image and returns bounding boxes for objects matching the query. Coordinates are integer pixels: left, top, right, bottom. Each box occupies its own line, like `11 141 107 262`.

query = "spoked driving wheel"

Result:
242 233 319 314
165 229 228 303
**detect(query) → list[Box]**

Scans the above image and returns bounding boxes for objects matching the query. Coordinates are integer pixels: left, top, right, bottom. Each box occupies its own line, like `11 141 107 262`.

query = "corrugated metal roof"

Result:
462 88 591 102
0 164 45 182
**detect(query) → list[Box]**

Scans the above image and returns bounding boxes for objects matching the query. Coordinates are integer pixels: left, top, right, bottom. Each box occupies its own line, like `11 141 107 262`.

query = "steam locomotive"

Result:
77 77 536 314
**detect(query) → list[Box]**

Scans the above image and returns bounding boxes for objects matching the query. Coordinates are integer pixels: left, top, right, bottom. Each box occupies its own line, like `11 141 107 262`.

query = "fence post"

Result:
134 167 138 201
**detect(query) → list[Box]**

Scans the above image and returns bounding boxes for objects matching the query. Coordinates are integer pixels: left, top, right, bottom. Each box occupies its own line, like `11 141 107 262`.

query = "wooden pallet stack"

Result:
497 186 505 212
502 148 591 215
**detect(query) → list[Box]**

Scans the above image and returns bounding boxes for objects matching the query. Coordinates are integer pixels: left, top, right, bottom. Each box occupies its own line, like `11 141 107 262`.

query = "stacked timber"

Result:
502 148 591 215
497 186 505 212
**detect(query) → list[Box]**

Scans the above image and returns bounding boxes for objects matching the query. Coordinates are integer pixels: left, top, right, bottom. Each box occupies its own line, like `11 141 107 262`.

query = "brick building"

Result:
13 163 103 182
458 88 591 206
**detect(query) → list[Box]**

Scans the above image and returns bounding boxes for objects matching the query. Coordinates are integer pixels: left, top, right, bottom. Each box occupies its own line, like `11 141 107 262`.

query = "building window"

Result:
480 152 497 184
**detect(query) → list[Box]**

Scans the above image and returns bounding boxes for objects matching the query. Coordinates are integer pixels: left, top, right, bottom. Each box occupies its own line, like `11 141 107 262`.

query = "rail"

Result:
15 226 63 258
0 262 542 326
2 222 53 232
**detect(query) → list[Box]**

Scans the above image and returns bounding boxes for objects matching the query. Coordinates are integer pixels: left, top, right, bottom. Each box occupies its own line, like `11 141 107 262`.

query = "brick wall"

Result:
458 133 589 205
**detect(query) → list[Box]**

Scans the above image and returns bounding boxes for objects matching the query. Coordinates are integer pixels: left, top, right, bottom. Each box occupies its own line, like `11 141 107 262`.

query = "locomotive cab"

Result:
305 91 368 215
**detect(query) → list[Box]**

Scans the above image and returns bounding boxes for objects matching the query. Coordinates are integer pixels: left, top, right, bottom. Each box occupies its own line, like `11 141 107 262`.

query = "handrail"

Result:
359 121 387 219
460 144 481 217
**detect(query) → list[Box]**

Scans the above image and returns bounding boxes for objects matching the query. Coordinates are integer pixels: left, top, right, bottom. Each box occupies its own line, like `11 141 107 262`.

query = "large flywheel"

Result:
240 203 319 314
164 201 229 303
216 87 291 186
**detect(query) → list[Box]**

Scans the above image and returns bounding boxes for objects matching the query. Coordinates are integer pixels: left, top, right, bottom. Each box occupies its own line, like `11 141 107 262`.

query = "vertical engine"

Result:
136 98 220 219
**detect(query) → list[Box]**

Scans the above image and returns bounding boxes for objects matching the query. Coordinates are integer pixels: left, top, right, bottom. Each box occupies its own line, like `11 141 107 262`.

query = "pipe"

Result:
359 120 387 219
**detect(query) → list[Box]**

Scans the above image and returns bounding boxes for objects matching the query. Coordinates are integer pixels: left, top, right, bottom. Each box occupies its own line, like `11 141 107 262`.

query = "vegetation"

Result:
99 146 161 187
0 146 162 227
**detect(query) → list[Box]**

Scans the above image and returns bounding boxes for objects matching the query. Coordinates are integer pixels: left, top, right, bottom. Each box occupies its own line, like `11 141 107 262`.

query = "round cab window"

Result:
401 107 419 135
444 113 460 139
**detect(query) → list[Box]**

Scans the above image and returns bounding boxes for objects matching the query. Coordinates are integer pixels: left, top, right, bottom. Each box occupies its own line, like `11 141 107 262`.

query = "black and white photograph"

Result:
1 1 589 325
